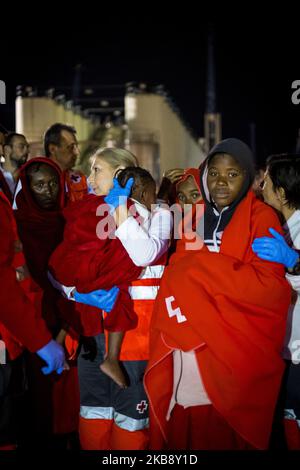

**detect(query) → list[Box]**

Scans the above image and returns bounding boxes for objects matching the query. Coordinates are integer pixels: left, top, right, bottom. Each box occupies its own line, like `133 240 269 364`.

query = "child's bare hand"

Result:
163 168 185 184
158 169 185 203
55 329 67 346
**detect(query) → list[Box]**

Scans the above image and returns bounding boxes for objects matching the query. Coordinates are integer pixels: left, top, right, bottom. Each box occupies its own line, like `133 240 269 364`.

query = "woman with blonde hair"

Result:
51 147 171 450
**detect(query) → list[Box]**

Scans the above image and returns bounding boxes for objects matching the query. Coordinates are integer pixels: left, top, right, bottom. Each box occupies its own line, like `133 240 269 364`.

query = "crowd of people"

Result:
0 122 300 451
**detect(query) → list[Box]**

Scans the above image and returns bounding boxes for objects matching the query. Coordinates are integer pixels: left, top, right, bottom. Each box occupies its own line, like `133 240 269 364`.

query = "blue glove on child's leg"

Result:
74 286 120 312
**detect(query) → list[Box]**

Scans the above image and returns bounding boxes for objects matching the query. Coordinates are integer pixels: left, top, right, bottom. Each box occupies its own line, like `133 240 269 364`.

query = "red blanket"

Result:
0 171 13 203
0 191 51 351
15 158 65 287
50 194 142 332
14 158 80 434
145 190 291 449
14 157 83 334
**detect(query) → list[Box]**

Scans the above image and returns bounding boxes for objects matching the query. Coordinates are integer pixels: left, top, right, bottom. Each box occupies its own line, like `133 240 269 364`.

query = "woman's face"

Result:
28 164 60 210
207 153 246 211
262 170 281 211
177 175 202 208
88 157 118 196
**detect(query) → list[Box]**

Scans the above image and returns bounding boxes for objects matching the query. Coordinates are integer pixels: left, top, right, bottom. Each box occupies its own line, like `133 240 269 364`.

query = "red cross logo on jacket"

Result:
136 400 148 414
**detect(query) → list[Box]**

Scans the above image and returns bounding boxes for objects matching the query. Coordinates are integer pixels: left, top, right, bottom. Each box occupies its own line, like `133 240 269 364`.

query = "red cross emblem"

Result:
136 400 148 414
70 173 81 183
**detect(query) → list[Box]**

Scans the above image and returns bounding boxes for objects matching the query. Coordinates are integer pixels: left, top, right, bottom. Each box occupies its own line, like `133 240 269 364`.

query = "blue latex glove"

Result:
74 286 120 312
36 339 65 375
252 227 299 268
104 177 134 212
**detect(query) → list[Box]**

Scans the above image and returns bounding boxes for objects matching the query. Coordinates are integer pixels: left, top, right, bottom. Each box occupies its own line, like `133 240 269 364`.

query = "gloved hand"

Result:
74 286 120 312
36 339 65 375
252 227 299 268
104 177 134 212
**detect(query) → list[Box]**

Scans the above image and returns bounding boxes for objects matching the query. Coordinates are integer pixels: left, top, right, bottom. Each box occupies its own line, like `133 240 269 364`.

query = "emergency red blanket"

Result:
14 158 80 435
0 191 51 352
14 157 82 333
50 194 142 332
15 157 65 288
145 190 291 449
0 171 13 203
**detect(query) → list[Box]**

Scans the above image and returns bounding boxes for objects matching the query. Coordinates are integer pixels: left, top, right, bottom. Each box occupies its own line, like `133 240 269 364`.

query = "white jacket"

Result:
115 199 172 267
282 209 300 362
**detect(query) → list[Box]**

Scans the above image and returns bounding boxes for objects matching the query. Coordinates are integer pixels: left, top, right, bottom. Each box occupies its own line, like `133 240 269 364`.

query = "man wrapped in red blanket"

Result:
14 157 80 442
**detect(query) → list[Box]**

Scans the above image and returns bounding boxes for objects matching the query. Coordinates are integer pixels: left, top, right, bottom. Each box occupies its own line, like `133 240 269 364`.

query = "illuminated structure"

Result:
204 28 222 152
15 83 205 180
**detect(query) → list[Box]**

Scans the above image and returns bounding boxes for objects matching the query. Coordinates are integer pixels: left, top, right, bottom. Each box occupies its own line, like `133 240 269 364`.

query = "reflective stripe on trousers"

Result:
80 405 149 432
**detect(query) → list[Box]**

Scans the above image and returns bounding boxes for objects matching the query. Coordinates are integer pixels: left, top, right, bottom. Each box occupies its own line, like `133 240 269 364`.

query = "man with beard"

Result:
0 131 13 202
1 133 29 196
0 130 5 157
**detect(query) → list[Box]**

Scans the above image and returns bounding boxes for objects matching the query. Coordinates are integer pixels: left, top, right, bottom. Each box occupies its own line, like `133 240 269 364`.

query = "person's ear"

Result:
48 143 57 157
4 144 11 159
277 187 287 203
140 189 147 205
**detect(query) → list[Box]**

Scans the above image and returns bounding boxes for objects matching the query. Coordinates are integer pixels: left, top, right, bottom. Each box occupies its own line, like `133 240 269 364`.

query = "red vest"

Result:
65 170 88 203
120 258 166 361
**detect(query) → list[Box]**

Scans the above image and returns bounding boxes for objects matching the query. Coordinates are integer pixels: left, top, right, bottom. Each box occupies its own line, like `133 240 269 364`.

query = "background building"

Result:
15 83 206 180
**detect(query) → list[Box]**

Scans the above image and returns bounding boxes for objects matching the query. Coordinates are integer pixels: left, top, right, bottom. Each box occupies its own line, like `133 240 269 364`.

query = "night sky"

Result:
1 13 300 165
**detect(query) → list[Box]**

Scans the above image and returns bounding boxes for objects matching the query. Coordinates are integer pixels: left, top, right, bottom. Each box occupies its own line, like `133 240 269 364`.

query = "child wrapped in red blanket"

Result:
50 167 157 388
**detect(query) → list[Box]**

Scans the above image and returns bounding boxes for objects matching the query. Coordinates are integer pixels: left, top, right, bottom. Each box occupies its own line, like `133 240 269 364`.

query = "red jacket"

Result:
14 158 80 435
65 169 88 203
144 191 291 450
0 192 51 351
14 157 84 336
0 171 13 203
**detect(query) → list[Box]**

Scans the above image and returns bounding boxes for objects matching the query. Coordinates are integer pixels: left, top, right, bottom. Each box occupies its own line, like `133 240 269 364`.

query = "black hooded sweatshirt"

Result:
199 138 255 252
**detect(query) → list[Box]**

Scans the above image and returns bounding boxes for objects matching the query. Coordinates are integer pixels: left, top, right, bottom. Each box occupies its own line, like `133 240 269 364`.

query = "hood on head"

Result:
16 156 65 212
176 168 201 192
201 138 255 207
